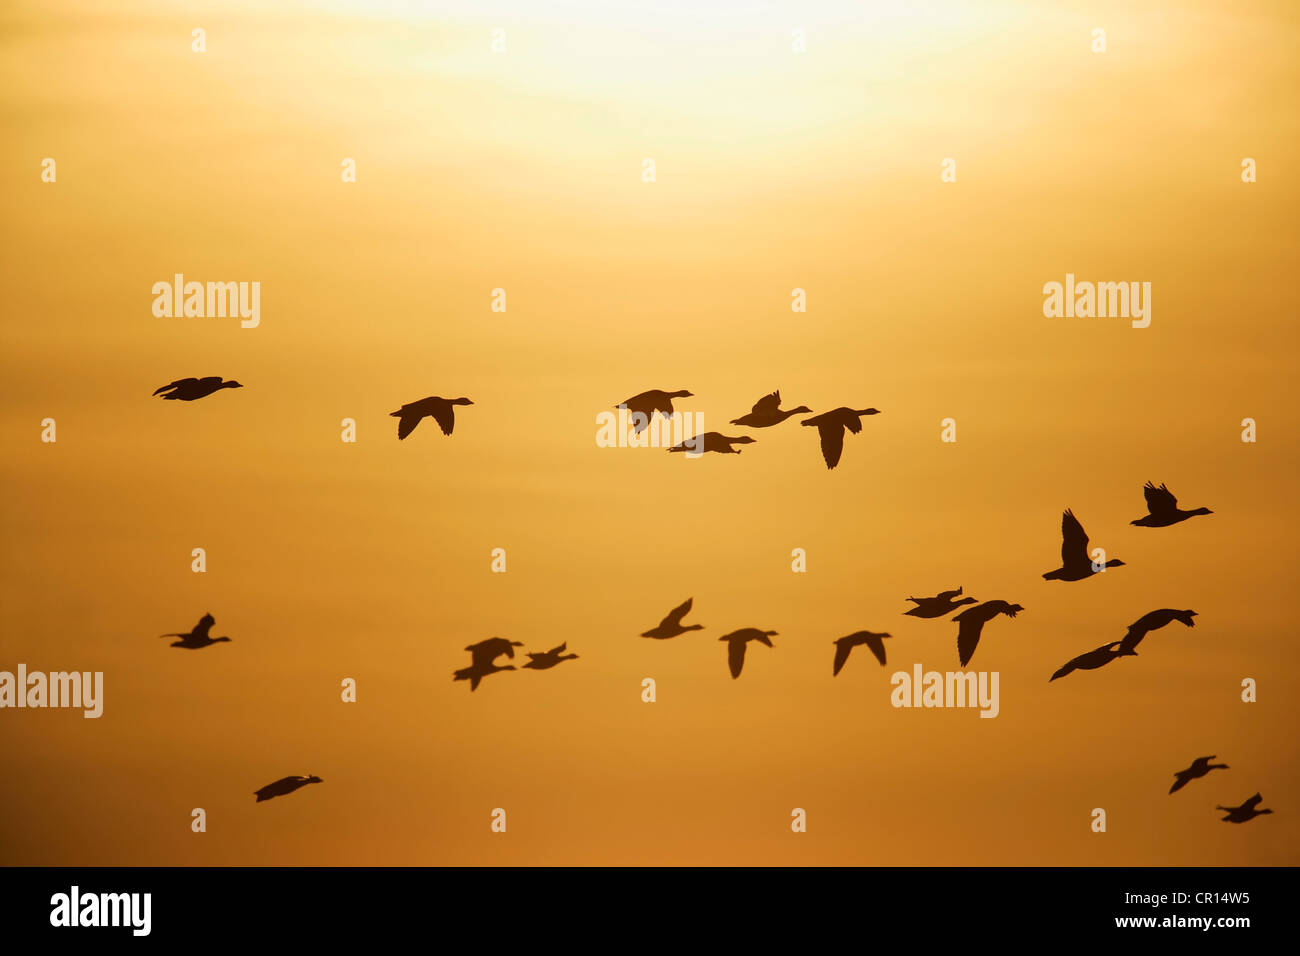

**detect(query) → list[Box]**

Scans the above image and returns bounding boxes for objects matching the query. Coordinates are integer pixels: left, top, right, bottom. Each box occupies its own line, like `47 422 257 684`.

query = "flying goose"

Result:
153 377 242 401
666 433 755 455
254 774 322 803
904 587 977 619
1131 482 1212 527
521 642 579 670
1116 609 1197 655
730 391 812 428
1169 756 1228 794
832 631 892 675
640 598 704 639
718 628 777 679
1216 793 1273 823
159 612 231 649
1049 641 1132 681
953 600 1023 667
800 407 880 470
1042 510 1125 581
617 389 693 434
390 395 473 439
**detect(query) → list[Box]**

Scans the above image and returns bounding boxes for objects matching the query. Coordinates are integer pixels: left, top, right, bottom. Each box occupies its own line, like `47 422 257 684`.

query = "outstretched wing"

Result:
430 402 456 436
395 413 422 440
752 391 781 414
936 587 963 601
193 613 214 639
817 423 845 469
956 614 984 667
1061 509 1089 567
832 640 852 676
1143 481 1177 516
865 634 888 667
1243 793 1263 810
1169 772 1190 794
727 640 746 678
1050 657 1077 682
662 597 693 629
152 378 195 395
549 642 567 655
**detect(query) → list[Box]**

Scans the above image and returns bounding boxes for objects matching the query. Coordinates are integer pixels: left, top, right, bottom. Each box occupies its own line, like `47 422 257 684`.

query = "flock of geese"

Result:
151 382 1270 824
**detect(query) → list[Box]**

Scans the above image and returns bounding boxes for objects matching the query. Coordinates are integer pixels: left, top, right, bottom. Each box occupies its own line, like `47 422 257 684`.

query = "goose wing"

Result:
817 423 845 469
752 391 781 414
864 633 888 666
727 639 746 678
152 378 195 395
1243 793 1264 810
832 639 853 676
936 587 963 601
662 597 693 629
1061 509 1090 567
1143 481 1177 515
395 413 422 439
429 401 456 436
956 613 985 667
193 613 215 639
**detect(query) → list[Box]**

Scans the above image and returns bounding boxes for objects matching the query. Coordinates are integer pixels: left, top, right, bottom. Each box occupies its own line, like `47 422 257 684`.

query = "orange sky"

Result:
1 0 1297 865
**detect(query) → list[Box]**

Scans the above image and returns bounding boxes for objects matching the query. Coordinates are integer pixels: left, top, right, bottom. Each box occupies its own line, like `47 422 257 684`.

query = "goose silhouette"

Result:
1116 609 1196 656
953 601 1023 667
800 407 881 470
1042 510 1125 581
1169 756 1228 794
453 637 523 691
1049 641 1132 681
730 391 812 428
904 587 977 619
666 433 755 455
159 612 231 649
153 377 242 401
832 631 892 675
640 598 703 639
718 628 777 678
521 642 579 670
617 389 693 434
1131 482 1212 527
1216 793 1273 823
254 774 322 803
390 396 473 439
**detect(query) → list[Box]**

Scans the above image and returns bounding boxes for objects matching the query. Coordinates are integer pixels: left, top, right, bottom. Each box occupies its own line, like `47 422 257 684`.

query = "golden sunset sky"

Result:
1 0 1297 864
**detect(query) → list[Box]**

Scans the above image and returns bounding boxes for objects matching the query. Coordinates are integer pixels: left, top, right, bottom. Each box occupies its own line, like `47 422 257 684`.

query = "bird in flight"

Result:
953 600 1023 667
390 395 474 439
1042 510 1125 581
1216 793 1273 823
453 637 523 691
800 407 880 469
666 433 755 456
1116 609 1197 656
1131 482 1213 528
1169 756 1229 794
832 631 892 675
254 774 322 803
159 612 232 649
640 598 704 639
903 587 977 619
617 389 693 434
153 377 242 401
718 628 777 679
729 391 812 428
521 642 579 670
1049 641 1132 681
